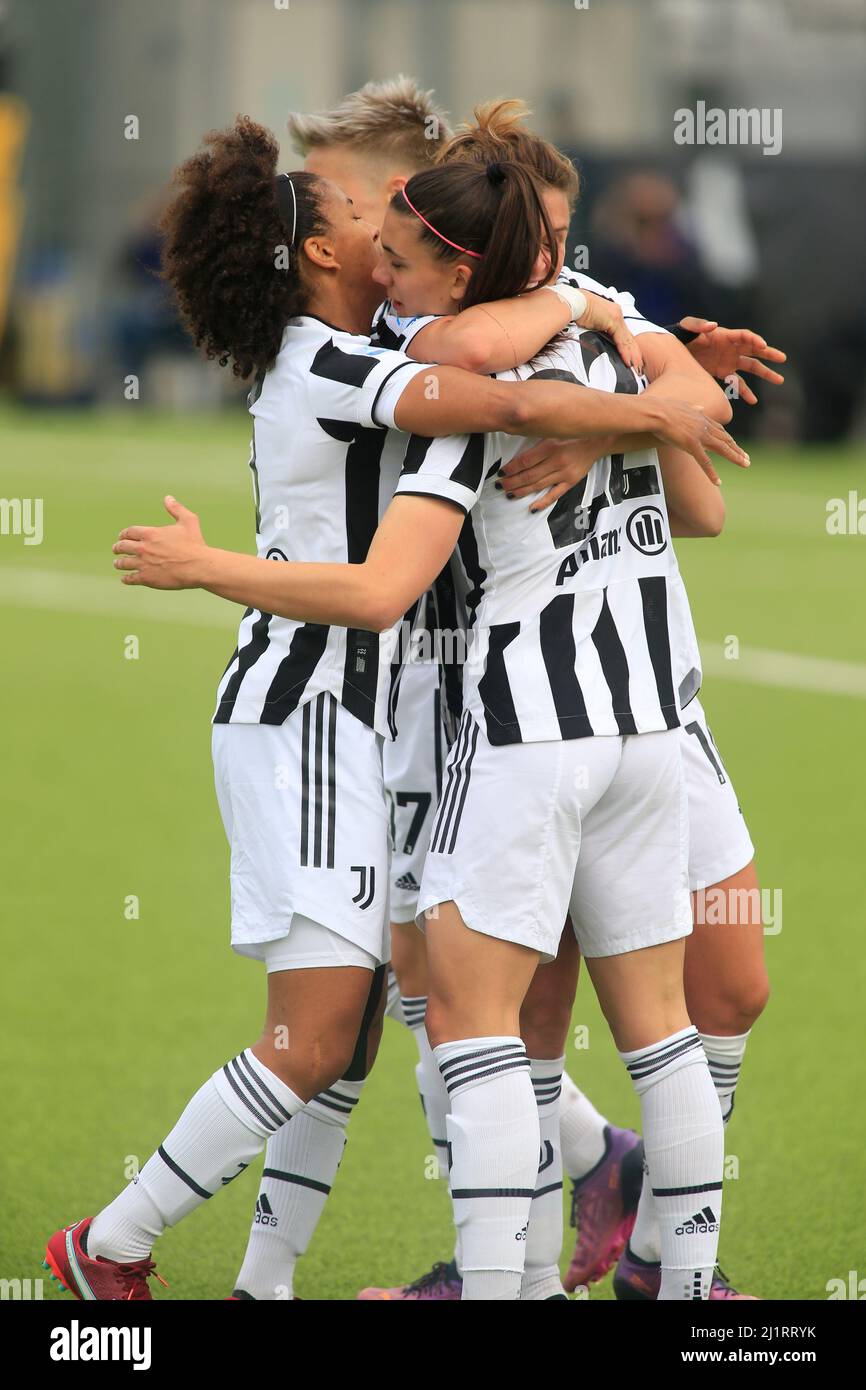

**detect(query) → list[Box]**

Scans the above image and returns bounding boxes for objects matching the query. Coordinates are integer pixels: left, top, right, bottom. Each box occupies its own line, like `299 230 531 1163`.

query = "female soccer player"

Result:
46 118 730 1301
111 154 750 1298
429 102 774 1301
360 101 773 1303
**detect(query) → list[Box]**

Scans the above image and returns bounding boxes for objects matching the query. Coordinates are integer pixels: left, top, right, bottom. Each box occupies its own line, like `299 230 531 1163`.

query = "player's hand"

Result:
649 399 750 484
679 317 786 404
112 496 207 588
498 438 600 511
580 291 643 374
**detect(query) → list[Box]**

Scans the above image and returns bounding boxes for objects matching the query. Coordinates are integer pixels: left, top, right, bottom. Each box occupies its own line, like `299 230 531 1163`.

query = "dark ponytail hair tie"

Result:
485 160 507 186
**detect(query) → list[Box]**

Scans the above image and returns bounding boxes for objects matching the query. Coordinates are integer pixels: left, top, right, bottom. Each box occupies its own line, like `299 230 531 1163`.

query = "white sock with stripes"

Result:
619 1027 723 1300
436 1036 538 1301
401 995 451 1181
558 1070 609 1179
629 1029 750 1266
520 1057 567 1300
700 1030 750 1123
88 1051 304 1263
233 1078 364 1299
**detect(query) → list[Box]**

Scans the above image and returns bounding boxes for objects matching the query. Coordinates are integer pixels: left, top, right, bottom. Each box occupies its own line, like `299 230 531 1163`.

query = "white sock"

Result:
558 1071 609 1179
700 1030 750 1123
401 995 451 1181
436 1036 538 1301
384 966 404 1022
521 1057 566 1300
89 1050 303 1262
630 1030 751 1266
233 1078 364 1299
619 1027 723 1300
629 1157 662 1263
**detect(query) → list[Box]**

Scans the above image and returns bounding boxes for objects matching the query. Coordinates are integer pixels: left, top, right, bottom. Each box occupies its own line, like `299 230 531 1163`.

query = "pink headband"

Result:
400 188 484 259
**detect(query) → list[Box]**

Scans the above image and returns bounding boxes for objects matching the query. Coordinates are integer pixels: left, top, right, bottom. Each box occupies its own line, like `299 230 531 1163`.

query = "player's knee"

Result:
264 1031 356 1098
424 994 453 1051
727 971 770 1032
519 999 573 1058
693 971 770 1035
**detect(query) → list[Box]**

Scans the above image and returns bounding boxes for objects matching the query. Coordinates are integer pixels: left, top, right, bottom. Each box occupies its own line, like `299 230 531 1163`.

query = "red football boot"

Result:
44 1217 167 1301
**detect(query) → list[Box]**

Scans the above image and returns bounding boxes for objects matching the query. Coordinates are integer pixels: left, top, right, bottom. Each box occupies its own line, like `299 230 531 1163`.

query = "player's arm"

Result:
114 494 463 633
498 427 730 525
638 331 733 424
407 286 642 374
492 347 750 503
490 326 748 504
657 444 725 537
391 368 747 475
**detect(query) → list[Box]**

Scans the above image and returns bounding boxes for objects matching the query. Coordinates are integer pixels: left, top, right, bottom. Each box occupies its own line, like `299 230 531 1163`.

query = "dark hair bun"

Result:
485 159 507 186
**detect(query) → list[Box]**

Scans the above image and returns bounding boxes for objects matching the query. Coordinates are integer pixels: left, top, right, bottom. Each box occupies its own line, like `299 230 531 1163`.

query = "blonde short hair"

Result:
286 75 452 170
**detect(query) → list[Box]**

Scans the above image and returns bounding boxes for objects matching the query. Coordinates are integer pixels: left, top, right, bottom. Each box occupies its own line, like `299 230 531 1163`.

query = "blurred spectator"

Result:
110 188 190 388
588 170 715 328
799 315 866 443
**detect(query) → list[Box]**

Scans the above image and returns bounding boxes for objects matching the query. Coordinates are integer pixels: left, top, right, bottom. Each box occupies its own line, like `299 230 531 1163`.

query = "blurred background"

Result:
1 0 865 438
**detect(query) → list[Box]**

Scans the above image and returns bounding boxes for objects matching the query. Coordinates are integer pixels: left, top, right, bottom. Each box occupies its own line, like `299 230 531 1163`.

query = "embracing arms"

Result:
113 494 464 634
389 365 745 475
405 285 643 374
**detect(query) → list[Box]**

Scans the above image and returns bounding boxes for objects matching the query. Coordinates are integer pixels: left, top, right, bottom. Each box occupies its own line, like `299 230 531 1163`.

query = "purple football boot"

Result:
357 1259 463 1301
613 1244 758 1300
564 1125 644 1292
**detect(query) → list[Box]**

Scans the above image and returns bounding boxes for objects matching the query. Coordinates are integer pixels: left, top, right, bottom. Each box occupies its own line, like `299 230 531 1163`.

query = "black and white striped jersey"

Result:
392 325 702 745
214 315 455 737
370 264 671 354
370 272 676 736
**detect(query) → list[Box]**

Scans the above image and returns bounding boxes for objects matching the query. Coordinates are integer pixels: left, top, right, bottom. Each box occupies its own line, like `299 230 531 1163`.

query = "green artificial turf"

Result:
1 406 864 1299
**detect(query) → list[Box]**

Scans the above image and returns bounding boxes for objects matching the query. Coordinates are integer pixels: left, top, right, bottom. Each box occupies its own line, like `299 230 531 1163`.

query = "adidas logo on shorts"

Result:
395 872 420 891
675 1205 719 1235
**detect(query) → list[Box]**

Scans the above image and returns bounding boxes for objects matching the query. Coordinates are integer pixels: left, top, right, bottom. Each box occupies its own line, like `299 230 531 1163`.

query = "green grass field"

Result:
1 405 864 1300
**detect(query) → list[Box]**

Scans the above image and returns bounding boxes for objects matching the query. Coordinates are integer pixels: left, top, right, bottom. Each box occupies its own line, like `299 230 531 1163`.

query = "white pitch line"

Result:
699 644 866 698
0 565 237 630
2 565 866 698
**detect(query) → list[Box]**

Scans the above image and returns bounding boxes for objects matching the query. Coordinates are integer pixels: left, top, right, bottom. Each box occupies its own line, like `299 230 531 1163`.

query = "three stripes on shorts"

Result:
429 713 479 855
300 692 337 869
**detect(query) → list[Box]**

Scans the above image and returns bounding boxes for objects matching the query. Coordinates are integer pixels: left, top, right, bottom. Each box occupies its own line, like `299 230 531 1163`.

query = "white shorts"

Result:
680 696 754 890
418 716 692 962
262 917 379 973
383 659 448 923
212 693 391 965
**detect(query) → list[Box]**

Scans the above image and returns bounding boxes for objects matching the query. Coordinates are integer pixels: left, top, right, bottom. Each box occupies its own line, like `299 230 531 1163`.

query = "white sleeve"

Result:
557 265 670 338
394 432 486 515
372 300 441 353
306 337 429 429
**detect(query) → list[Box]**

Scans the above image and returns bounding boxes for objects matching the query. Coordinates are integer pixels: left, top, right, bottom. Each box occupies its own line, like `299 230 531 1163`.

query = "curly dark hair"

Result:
159 116 328 379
